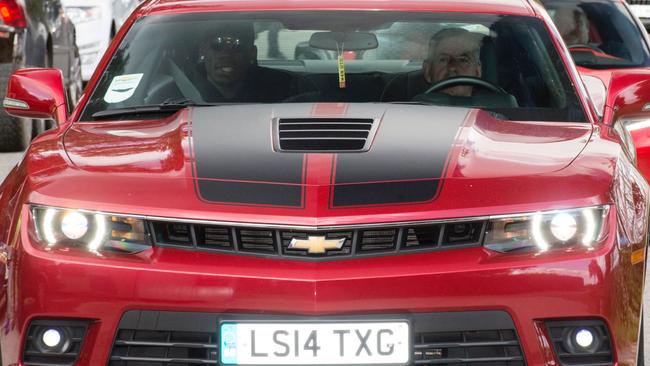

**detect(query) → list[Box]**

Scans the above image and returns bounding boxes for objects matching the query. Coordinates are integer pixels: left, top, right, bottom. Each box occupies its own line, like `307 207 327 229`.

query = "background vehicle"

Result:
0 0 82 152
542 0 650 182
1 0 650 365
628 0 650 31
62 0 142 82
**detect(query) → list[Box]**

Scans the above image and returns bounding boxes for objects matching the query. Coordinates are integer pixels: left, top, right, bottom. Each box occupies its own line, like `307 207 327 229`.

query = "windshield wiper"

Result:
91 99 227 120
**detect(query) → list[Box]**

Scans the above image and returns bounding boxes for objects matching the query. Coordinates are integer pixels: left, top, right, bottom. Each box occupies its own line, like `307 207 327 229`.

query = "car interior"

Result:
81 13 587 122
541 0 650 68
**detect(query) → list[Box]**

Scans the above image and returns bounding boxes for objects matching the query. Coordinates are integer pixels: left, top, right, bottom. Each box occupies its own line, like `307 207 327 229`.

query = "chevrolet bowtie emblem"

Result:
288 236 346 254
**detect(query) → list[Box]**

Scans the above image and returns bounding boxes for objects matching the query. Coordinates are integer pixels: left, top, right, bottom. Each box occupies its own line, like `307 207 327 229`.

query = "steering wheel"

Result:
424 76 507 95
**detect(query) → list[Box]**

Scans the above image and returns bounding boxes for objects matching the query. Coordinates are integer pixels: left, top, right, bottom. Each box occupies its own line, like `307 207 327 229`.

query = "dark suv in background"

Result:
0 0 81 151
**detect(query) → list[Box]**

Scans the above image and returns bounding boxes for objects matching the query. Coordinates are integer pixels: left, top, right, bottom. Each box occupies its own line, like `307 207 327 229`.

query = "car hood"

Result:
49 103 598 225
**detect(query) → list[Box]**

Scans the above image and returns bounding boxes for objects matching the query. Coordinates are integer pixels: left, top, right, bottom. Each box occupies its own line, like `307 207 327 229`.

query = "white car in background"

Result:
62 0 142 81
627 0 650 31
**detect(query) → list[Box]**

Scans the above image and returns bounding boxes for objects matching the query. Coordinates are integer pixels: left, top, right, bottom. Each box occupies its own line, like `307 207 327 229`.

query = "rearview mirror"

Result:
309 32 378 51
2 68 68 125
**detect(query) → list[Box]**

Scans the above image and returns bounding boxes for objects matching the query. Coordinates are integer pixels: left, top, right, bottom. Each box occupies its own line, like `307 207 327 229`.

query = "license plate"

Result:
219 321 410 365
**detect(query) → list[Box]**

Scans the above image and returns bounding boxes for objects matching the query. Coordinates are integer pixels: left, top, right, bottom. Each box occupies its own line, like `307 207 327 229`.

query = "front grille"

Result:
109 310 526 366
150 220 488 260
359 229 398 252
109 329 217 365
238 228 276 253
414 329 525 365
274 118 378 152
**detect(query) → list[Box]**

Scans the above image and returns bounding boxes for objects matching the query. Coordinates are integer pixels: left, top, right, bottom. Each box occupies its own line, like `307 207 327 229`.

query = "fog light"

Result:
575 328 594 349
42 329 62 348
546 320 612 365
35 327 70 353
24 320 88 364
562 326 601 354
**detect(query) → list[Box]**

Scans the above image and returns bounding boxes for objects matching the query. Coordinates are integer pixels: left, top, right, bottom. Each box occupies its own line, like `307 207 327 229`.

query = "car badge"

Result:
288 236 346 254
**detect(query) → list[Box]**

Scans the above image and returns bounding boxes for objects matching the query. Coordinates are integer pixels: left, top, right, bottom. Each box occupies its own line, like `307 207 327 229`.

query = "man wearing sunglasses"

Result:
195 21 296 102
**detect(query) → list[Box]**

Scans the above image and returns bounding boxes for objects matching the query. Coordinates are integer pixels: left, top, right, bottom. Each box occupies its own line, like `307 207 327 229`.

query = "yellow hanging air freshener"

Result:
338 55 346 89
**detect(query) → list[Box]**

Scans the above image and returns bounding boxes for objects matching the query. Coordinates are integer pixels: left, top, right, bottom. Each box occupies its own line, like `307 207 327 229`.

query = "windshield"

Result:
541 0 650 69
80 11 586 122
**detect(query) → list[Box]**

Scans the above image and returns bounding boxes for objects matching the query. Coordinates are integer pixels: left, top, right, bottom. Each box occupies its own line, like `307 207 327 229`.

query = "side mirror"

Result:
2 68 68 125
580 68 650 174
580 74 606 119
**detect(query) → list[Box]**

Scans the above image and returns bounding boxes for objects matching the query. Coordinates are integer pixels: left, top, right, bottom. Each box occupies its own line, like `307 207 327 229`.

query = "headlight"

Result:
484 206 609 253
32 206 150 254
65 6 101 24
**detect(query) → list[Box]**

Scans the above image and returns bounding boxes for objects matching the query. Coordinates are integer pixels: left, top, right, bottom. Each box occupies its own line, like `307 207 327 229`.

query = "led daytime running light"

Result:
582 209 597 246
42 209 57 246
532 213 549 251
87 214 107 251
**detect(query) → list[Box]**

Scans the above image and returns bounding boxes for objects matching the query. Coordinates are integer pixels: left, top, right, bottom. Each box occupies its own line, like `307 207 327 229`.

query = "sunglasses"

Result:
209 36 250 52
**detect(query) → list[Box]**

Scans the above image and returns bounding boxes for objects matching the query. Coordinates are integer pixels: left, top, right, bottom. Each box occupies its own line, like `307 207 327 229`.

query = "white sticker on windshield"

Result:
103 73 143 103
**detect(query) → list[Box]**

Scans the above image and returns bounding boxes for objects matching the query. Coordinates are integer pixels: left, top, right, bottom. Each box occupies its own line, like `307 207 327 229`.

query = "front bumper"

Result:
1 209 644 366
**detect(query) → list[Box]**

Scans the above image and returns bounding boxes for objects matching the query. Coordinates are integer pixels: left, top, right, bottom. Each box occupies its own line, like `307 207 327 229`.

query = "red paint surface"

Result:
0 0 647 365
4 68 67 124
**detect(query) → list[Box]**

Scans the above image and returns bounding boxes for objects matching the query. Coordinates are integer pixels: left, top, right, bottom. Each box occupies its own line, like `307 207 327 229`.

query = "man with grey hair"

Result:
551 5 589 46
423 28 483 97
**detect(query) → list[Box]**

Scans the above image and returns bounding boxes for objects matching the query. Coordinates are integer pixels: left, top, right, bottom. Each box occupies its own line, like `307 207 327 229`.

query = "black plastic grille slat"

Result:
628 0 650 4
277 118 374 152
237 229 277 253
152 222 194 247
404 225 442 249
359 229 398 252
109 329 218 366
441 222 485 246
151 220 488 260
195 225 232 250
281 131 370 138
414 329 525 366
23 320 88 366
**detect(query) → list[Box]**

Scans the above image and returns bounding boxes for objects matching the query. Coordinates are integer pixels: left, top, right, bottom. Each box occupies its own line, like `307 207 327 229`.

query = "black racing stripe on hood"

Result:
191 107 305 207
331 106 467 207
333 180 441 207
198 180 304 207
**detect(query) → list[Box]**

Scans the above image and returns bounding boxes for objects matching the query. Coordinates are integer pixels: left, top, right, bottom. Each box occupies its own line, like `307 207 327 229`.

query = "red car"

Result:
0 0 649 365
540 0 650 184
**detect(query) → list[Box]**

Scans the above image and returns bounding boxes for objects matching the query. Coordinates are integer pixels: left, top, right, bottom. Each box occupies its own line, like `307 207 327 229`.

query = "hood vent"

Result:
274 118 379 152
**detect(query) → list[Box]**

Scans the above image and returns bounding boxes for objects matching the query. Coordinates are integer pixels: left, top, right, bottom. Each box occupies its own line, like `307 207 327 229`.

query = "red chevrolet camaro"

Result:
0 0 649 365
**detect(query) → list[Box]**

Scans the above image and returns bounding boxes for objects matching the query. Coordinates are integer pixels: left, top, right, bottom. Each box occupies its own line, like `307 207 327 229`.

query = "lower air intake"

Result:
108 310 525 366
